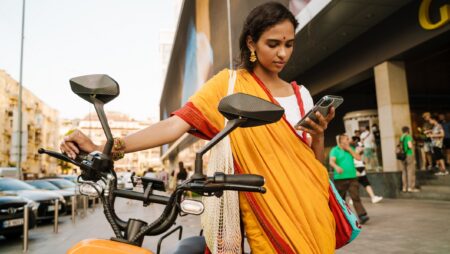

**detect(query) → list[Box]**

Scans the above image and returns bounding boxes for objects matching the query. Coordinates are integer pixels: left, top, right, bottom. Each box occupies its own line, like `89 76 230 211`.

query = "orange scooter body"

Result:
66 239 154 254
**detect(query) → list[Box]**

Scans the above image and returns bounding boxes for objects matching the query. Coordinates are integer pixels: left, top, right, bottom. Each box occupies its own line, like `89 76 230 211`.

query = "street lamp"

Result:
17 0 26 180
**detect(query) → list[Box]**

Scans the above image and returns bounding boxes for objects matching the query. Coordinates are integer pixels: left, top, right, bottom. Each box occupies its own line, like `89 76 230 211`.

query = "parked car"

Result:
26 180 76 212
0 193 36 239
0 178 66 222
56 174 78 183
43 178 77 192
0 167 20 179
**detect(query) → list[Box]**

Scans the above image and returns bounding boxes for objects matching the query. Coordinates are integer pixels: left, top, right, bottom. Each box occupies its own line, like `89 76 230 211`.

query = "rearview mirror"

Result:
192 93 284 180
70 74 120 104
218 93 284 127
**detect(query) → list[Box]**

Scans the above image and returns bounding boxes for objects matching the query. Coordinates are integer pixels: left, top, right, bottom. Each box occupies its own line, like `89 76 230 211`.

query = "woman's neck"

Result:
253 65 291 96
253 66 280 86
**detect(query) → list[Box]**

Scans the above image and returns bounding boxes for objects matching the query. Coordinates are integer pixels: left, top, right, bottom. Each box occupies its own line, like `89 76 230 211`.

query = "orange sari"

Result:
173 69 335 254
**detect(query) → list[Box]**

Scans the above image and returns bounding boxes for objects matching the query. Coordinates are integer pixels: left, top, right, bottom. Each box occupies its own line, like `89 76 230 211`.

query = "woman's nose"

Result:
277 47 286 58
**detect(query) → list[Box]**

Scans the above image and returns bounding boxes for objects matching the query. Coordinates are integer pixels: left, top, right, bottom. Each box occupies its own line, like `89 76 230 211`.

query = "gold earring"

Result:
249 50 257 62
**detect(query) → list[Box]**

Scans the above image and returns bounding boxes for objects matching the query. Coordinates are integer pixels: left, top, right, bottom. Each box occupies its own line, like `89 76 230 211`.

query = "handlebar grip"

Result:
222 184 266 193
38 148 81 167
211 172 265 187
187 182 266 194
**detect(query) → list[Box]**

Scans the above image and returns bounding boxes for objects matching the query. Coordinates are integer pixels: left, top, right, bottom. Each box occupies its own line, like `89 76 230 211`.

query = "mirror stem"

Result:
191 118 247 180
92 96 114 156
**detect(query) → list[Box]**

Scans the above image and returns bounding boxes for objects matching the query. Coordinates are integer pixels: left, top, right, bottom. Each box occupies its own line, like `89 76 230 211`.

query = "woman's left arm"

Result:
297 107 335 163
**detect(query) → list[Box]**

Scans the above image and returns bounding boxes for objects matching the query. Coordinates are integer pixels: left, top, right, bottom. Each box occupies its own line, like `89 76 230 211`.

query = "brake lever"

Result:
38 148 82 167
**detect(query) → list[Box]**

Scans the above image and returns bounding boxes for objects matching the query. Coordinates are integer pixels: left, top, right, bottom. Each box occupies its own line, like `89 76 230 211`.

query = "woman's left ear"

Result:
246 35 255 51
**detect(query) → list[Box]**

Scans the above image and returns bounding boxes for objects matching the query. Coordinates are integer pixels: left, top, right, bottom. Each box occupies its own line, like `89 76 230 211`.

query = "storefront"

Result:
283 0 449 172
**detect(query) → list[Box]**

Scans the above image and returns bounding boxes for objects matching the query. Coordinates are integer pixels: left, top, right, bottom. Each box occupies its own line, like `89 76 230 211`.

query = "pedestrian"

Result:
372 123 383 167
426 117 448 175
60 2 339 253
330 134 370 224
158 168 169 189
360 125 378 170
351 136 383 204
422 112 434 170
176 161 188 185
144 167 156 178
439 113 450 167
400 126 420 192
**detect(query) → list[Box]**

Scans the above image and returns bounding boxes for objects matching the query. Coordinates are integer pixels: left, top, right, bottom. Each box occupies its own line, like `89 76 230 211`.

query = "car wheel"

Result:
3 232 22 239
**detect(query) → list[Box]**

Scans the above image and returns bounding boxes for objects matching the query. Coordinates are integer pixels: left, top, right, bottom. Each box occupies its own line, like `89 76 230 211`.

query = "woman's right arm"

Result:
61 115 191 159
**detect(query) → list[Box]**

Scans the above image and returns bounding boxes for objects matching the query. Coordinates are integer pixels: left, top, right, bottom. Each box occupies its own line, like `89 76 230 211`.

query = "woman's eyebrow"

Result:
266 38 295 43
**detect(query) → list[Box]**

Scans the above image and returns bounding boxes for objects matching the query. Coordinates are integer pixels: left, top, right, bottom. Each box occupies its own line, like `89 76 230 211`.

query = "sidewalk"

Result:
0 198 449 254
337 198 450 254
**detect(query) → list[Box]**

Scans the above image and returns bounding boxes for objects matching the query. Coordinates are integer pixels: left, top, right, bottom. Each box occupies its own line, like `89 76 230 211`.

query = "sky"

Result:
0 0 180 121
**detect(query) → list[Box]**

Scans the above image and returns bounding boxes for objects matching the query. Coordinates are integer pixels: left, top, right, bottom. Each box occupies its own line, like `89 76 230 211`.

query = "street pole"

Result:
17 0 26 180
23 205 29 252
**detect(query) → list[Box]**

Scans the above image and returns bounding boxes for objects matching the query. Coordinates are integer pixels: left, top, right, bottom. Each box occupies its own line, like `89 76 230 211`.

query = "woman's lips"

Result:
274 61 285 67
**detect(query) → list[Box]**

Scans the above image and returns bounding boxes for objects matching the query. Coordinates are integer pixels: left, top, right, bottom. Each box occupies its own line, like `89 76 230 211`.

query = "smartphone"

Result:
294 95 343 129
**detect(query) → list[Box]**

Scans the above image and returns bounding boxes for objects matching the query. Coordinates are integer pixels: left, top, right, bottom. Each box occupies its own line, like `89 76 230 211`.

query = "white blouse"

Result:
274 86 314 127
274 86 314 142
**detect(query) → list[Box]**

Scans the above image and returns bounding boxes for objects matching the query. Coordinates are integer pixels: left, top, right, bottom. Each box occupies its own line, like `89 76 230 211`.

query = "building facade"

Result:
0 70 60 177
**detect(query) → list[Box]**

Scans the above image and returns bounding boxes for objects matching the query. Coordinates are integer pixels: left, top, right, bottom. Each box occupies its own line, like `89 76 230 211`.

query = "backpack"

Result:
396 135 407 161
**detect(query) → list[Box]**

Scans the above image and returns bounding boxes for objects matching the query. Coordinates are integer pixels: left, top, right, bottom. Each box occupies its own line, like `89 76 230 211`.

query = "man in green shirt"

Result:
400 126 420 192
329 134 369 224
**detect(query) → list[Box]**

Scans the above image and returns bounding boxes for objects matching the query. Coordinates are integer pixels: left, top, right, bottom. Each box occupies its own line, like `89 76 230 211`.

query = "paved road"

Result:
1 197 449 254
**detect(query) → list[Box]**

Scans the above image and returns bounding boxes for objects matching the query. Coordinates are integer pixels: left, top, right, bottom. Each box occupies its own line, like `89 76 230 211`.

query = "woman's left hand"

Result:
296 107 335 140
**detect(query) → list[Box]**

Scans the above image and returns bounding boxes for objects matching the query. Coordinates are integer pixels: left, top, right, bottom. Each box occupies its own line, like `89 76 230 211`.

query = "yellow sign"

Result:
419 0 450 30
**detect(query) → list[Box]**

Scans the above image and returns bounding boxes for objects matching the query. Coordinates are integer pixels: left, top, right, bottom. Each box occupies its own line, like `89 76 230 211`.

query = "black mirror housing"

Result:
70 74 120 104
218 93 284 127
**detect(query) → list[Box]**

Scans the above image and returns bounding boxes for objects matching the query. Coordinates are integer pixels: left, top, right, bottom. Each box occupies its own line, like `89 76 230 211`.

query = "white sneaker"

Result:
371 196 383 204
435 171 448 176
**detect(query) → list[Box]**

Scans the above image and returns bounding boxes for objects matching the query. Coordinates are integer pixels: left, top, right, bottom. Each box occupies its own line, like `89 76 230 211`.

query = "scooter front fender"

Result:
66 239 154 254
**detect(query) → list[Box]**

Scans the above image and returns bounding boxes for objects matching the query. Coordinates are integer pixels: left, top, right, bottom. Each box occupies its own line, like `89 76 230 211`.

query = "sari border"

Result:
250 73 308 145
171 102 219 140
234 161 295 254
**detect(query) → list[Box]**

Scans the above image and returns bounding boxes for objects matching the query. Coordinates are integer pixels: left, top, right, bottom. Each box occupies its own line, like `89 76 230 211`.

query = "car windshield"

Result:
47 179 76 189
28 181 59 190
0 178 36 191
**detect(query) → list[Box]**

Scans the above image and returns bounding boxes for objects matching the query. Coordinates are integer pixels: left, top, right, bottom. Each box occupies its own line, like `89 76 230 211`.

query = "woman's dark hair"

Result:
238 2 298 71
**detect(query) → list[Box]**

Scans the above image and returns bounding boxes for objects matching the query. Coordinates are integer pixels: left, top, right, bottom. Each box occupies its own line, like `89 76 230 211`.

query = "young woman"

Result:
60 2 336 253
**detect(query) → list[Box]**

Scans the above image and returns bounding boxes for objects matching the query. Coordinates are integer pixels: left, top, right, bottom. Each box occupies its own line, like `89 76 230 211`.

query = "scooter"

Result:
38 74 284 254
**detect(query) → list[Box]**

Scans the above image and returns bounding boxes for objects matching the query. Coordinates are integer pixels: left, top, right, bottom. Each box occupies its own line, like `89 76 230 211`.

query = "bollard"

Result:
53 199 59 233
83 196 88 217
91 197 96 212
71 195 76 223
23 205 29 252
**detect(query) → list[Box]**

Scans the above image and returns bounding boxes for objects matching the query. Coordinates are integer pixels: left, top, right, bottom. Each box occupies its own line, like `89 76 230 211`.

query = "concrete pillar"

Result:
374 61 412 172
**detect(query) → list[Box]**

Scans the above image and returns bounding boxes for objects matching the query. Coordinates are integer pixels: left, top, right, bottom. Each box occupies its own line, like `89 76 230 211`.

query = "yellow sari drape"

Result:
173 69 335 254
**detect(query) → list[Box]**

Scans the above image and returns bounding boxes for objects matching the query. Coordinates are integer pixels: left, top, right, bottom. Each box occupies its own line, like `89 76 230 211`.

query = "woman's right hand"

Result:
60 129 99 159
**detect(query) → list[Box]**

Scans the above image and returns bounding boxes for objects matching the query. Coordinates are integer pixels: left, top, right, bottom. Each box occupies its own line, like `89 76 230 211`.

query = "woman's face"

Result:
249 19 295 73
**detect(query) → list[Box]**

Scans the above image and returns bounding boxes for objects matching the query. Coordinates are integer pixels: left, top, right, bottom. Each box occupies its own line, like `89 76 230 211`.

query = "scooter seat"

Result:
172 236 206 254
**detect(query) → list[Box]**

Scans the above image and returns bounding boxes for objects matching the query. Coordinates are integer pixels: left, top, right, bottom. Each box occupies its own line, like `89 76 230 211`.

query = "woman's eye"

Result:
286 43 294 48
268 43 278 48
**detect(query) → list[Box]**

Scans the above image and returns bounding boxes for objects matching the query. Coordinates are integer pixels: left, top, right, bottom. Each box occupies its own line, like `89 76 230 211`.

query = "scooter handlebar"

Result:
209 172 265 187
38 148 82 167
